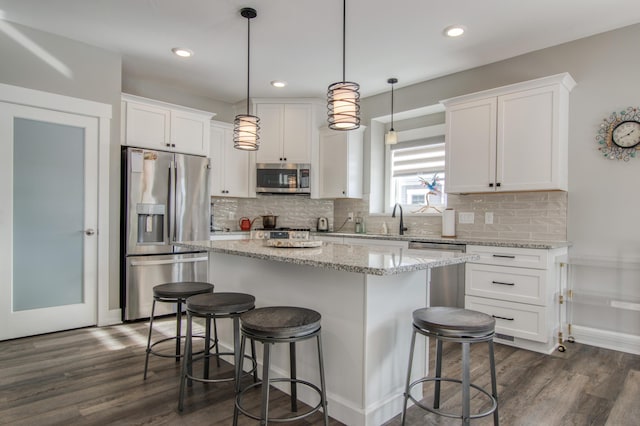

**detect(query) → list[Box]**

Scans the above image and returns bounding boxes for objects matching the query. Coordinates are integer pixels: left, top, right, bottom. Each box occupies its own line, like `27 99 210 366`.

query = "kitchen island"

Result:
176 239 479 426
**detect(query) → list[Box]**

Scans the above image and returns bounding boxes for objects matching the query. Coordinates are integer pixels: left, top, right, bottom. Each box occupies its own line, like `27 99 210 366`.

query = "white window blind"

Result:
391 137 445 177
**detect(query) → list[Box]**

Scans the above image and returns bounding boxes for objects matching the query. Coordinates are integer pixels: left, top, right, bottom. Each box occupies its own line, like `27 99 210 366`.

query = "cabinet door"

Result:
125 102 170 149
255 104 284 163
445 97 497 193
282 104 311 163
319 132 348 198
210 124 250 197
171 110 209 156
497 85 562 191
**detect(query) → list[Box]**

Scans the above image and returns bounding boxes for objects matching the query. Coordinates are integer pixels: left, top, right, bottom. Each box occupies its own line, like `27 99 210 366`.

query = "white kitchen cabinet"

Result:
255 102 312 164
209 121 251 198
464 244 567 353
122 94 213 156
318 126 364 198
442 73 575 194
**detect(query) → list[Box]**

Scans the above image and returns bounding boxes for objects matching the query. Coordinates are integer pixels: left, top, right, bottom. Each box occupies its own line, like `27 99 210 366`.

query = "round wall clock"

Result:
596 107 640 160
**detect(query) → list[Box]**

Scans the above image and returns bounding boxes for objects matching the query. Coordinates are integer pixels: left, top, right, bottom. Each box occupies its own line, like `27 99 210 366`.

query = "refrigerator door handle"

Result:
129 256 208 267
168 160 176 243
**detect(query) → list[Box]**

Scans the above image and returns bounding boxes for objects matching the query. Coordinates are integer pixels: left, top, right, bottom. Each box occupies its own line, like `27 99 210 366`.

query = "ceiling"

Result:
1 0 639 104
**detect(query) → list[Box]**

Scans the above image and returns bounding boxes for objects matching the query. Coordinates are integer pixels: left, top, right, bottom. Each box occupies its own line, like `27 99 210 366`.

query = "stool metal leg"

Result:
462 341 471 426
316 333 329 426
204 315 211 379
143 300 157 379
401 328 418 426
289 342 298 412
434 338 443 409
233 335 247 426
213 316 221 367
261 342 272 425
251 339 258 382
176 300 183 361
178 311 193 411
233 316 241 393
488 340 499 425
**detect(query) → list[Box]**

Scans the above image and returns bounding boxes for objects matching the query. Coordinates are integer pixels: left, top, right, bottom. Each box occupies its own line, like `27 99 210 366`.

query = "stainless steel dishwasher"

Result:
408 241 466 308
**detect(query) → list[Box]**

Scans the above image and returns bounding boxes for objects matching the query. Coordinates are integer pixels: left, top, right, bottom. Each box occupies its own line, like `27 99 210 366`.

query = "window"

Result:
389 137 446 212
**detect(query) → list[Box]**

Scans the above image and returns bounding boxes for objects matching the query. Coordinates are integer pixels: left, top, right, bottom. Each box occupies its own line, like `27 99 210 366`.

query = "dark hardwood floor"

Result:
1 318 639 425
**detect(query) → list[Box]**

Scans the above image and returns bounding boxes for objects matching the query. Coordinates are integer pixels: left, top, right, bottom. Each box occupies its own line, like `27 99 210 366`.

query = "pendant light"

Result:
234 7 260 151
327 0 360 131
385 78 398 145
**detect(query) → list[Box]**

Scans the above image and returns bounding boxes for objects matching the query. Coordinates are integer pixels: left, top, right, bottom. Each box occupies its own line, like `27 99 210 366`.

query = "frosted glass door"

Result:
0 103 98 340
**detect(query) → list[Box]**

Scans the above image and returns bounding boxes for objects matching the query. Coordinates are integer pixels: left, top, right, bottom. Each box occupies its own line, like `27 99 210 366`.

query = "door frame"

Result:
0 83 114 328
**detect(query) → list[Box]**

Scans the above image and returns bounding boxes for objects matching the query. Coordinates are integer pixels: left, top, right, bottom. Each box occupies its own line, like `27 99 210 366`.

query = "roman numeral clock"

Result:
597 107 640 160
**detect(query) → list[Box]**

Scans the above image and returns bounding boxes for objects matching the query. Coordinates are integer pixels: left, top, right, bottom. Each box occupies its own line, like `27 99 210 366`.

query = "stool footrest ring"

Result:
148 335 211 359
236 378 325 423
186 352 258 384
406 376 498 420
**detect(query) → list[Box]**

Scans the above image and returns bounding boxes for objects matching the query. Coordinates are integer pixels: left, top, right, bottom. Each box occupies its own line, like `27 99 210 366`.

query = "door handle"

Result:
85 229 96 236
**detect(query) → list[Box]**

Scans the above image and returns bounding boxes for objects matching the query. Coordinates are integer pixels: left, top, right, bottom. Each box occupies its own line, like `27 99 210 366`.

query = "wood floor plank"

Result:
605 369 640 426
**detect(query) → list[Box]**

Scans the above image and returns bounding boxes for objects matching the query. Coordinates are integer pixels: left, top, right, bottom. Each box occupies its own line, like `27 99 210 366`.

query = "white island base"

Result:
209 252 427 426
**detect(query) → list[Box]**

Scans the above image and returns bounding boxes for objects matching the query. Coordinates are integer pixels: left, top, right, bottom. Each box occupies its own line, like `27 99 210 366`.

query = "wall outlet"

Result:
347 212 354 222
485 212 494 225
459 212 475 224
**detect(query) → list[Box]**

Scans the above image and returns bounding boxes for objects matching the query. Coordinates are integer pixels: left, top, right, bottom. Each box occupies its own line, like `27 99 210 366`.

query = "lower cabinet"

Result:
465 245 567 354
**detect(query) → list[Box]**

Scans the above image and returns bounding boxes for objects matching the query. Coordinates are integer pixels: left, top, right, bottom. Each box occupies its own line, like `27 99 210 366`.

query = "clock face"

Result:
612 120 640 148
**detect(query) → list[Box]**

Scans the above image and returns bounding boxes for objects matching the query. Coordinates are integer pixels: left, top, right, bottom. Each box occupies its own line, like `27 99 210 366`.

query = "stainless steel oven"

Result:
256 163 310 194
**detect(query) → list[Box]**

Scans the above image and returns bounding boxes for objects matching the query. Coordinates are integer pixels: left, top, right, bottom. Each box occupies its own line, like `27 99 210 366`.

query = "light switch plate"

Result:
459 212 474 224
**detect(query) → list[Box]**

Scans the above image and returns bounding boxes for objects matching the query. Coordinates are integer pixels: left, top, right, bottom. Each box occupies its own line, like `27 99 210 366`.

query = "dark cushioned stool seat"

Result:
187 292 256 315
413 306 495 338
153 282 214 299
240 306 321 338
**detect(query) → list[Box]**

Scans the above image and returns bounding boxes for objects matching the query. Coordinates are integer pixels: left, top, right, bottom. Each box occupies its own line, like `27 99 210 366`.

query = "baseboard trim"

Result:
98 309 122 327
570 325 640 355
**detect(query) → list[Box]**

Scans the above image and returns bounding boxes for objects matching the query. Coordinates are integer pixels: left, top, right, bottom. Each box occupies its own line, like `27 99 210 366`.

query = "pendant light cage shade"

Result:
328 81 361 130
234 7 259 150
233 114 260 150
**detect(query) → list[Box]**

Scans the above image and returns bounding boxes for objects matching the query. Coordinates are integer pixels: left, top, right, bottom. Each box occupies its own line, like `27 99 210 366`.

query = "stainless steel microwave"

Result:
256 163 310 194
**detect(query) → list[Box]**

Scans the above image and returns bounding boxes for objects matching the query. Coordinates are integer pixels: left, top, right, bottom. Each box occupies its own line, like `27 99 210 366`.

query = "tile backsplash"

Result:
212 191 567 241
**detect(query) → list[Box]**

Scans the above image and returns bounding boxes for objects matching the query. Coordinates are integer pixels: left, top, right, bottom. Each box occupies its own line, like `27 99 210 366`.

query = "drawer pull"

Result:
493 254 516 259
492 280 515 286
492 315 514 321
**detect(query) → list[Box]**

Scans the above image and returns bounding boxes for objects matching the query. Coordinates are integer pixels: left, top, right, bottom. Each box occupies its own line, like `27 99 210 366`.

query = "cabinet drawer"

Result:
465 295 547 343
467 245 548 269
466 263 546 305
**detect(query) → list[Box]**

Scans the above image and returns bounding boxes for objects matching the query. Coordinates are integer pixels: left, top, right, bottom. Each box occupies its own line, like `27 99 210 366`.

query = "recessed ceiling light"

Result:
271 80 287 88
443 25 465 37
171 47 194 58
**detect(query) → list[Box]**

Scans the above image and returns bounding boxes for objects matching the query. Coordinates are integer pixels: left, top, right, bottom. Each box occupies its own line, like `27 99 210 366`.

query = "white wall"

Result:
361 23 640 340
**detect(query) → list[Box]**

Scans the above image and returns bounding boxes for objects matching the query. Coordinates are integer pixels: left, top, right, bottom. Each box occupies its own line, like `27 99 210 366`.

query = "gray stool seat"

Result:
187 292 256 315
234 306 328 425
413 306 495 338
402 307 499 426
240 306 321 339
153 281 213 299
143 282 214 380
178 292 258 412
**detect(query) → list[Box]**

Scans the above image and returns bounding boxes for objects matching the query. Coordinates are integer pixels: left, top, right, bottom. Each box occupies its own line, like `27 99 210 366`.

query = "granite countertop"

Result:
317 232 571 249
175 240 480 276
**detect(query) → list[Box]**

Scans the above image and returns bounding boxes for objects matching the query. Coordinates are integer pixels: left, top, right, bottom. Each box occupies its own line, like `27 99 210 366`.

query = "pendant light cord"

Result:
342 0 346 82
246 15 251 115
390 83 394 130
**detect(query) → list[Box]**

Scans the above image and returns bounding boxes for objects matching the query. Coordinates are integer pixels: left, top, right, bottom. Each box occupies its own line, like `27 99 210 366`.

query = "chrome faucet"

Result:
391 203 408 235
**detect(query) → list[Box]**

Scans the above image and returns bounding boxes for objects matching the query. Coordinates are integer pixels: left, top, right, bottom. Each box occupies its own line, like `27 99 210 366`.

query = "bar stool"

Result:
234 306 329 425
401 307 499 426
143 282 214 380
178 292 258 411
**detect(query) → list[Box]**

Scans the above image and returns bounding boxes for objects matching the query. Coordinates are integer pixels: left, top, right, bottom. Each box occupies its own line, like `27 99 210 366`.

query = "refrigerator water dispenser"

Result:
136 203 165 244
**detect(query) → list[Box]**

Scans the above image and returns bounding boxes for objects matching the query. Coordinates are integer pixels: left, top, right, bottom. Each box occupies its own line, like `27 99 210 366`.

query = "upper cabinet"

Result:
254 101 314 164
442 73 576 194
122 94 214 157
318 126 364 199
209 121 251 198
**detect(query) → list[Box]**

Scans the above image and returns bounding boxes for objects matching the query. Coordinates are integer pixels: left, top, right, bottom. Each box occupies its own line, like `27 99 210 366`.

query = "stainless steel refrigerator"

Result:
121 147 210 321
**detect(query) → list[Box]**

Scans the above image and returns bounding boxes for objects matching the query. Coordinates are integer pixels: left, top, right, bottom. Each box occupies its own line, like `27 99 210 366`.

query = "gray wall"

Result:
362 23 640 336
0 21 123 310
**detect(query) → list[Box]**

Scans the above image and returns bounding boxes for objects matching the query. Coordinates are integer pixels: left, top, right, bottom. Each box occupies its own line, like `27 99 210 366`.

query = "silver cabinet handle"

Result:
85 229 96 236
